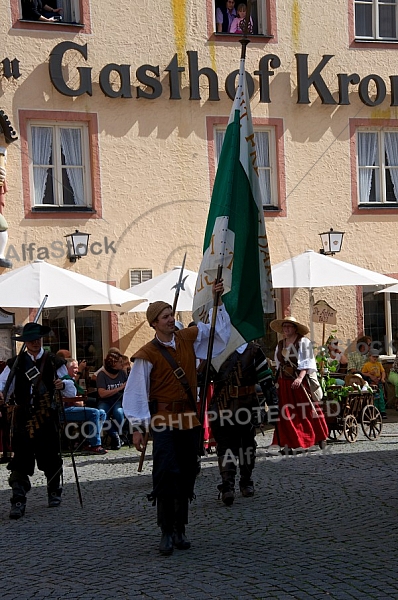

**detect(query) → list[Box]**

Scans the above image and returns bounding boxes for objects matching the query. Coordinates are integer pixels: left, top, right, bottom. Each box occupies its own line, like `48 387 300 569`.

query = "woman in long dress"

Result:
270 316 328 450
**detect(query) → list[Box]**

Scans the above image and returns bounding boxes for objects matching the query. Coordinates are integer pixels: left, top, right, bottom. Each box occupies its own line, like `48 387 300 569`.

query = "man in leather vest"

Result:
123 280 230 556
0 323 65 519
210 341 276 506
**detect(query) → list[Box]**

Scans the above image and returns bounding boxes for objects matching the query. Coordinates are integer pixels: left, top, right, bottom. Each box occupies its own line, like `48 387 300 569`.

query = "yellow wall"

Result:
1 0 397 355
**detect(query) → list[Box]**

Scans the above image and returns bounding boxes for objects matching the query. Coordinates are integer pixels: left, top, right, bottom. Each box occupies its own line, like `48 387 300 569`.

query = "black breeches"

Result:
151 426 199 502
8 417 63 487
211 411 256 481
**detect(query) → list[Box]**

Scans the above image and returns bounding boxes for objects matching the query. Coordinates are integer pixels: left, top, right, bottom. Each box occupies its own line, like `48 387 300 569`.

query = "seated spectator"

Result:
60 358 107 455
216 0 237 33
21 0 63 22
325 335 348 385
361 350 387 419
120 354 131 376
347 335 372 373
229 3 253 34
96 351 128 450
91 347 120 380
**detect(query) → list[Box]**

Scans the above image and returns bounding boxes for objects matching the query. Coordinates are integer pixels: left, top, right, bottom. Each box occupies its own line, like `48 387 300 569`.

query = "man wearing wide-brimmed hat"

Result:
123 280 230 556
0 322 65 519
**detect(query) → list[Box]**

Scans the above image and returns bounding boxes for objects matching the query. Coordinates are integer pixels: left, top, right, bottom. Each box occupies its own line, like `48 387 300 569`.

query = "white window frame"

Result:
19 0 81 23
215 126 278 208
357 127 398 204
129 269 153 287
355 0 398 40
27 120 92 208
213 0 267 35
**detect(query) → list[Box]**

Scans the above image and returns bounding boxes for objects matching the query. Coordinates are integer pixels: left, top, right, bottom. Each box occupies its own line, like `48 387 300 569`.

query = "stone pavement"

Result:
1 413 398 600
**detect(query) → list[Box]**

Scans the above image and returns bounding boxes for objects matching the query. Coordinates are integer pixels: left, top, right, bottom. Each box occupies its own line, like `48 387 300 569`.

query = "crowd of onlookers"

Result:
321 334 394 418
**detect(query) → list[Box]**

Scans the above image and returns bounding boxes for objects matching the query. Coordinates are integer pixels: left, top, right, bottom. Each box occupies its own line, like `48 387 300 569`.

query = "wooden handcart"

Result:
321 389 383 443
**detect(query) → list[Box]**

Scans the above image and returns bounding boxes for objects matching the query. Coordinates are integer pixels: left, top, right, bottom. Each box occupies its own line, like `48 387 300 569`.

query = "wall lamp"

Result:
319 228 345 256
65 230 90 263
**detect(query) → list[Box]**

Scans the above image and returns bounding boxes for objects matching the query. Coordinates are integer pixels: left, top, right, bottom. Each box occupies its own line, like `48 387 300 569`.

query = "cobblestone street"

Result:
1 417 398 600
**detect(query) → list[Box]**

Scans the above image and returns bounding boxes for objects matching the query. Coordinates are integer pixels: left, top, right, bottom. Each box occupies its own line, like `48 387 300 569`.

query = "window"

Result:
363 287 388 352
20 110 101 219
355 0 397 40
357 129 398 204
211 0 273 37
129 269 153 287
42 306 104 370
11 0 91 32
215 127 277 208
19 0 81 23
28 122 91 208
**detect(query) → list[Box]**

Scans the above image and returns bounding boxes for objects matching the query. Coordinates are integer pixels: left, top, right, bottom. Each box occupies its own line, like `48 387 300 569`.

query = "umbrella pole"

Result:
309 289 315 344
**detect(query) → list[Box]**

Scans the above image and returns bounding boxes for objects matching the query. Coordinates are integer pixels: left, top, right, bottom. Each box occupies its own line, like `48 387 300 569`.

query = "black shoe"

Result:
159 532 174 556
110 434 122 450
217 482 235 506
173 529 191 550
48 489 62 508
240 485 254 498
381 412 387 420
9 499 26 520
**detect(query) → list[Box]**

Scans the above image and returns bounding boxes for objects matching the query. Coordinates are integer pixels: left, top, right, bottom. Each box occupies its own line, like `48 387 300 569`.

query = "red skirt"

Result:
272 378 328 449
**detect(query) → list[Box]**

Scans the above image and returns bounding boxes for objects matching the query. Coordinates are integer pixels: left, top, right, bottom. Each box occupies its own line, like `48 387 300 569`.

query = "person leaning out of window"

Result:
21 0 63 22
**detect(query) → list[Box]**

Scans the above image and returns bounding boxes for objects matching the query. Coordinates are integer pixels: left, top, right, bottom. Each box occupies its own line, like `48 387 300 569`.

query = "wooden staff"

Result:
137 430 149 473
198 264 223 455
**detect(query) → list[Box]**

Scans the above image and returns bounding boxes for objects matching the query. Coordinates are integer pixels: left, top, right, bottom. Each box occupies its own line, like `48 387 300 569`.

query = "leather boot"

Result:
159 529 174 556
48 488 62 508
173 497 191 549
217 456 237 506
239 443 255 497
239 480 255 497
173 525 191 550
157 498 175 556
9 482 27 520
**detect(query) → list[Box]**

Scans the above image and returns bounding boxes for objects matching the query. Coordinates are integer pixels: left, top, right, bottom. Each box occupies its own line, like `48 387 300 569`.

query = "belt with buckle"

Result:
228 384 257 398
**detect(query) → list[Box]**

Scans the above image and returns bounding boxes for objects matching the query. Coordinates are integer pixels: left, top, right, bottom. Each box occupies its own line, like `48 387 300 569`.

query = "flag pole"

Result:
198 264 223 455
198 14 254 454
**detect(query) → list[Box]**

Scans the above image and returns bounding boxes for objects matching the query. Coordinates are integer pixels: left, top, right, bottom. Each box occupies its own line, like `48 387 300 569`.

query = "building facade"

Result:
1 0 398 363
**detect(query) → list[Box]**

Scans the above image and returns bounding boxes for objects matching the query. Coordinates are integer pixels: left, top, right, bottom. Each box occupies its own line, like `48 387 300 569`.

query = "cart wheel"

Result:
361 405 383 440
343 415 358 443
328 419 343 441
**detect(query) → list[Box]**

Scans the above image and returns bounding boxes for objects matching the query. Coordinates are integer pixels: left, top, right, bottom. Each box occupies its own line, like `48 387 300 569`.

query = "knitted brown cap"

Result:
146 301 172 325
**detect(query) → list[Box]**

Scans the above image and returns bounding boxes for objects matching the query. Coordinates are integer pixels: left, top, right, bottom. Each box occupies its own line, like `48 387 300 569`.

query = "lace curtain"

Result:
60 128 84 205
32 125 85 205
358 131 378 203
32 126 52 205
384 132 398 201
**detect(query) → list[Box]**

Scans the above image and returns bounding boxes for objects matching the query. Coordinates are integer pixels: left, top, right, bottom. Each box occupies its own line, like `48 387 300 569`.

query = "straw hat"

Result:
270 316 309 336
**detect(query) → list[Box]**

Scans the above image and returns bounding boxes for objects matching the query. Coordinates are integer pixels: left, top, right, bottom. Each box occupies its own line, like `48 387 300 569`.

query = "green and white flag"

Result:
193 57 274 368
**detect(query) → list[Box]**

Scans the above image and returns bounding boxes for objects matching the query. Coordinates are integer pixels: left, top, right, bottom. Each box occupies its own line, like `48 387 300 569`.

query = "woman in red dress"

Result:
270 317 328 451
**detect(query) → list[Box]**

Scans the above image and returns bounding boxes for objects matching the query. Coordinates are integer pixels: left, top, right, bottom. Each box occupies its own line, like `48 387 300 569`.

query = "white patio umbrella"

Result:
271 250 398 289
271 250 398 340
126 266 198 313
0 260 145 311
